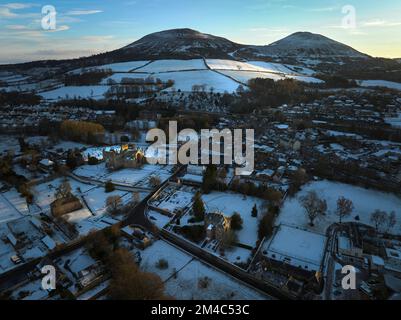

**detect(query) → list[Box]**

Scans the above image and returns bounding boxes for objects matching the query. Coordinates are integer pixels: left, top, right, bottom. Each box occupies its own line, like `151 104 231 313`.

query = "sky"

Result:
0 0 400 64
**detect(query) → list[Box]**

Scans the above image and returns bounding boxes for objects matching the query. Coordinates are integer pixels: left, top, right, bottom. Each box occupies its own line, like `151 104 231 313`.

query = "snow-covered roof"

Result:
386 248 401 261
371 255 384 266
338 236 352 251
39 159 54 167
41 235 56 250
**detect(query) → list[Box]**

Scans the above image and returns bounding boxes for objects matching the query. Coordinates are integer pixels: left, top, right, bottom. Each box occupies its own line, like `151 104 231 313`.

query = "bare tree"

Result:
131 192 141 206
386 211 397 234
300 191 327 227
370 210 388 233
106 196 123 215
149 175 161 188
55 179 72 199
336 197 354 224
220 230 238 251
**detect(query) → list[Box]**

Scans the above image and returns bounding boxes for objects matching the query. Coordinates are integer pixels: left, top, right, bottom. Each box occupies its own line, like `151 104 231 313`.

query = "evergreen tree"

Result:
251 204 258 218
192 192 205 221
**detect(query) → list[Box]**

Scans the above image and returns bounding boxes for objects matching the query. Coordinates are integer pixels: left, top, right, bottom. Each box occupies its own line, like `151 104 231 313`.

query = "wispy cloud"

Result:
0 7 17 17
5 24 29 30
82 35 114 42
309 7 336 12
362 19 401 27
50 25 71 32
3 3 37 10
66 10 103 16
0 2 39 18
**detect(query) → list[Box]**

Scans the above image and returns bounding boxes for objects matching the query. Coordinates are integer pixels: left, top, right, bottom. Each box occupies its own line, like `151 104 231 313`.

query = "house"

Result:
38 158 54 171
103 147 145 171
337 236 364 259
385 248 401 272
51 196 83 218
205 212 231 241
369 255 385 272
121 225 153 249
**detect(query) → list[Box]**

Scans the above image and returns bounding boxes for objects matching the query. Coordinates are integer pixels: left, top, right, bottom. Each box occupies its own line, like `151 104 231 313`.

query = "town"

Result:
0 76 400 300
0 2 401 303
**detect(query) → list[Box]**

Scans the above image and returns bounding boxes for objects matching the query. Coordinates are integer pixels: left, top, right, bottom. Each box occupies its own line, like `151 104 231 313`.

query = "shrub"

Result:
231 212 243 231
105 180 115 193
155 259 169 270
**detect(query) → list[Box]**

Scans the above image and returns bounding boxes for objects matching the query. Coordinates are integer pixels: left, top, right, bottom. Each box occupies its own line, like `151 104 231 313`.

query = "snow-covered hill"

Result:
2 28 398 101
252 32 369 59
122 29 241 59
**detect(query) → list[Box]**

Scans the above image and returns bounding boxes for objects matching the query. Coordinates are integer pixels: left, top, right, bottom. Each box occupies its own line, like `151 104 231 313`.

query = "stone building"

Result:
103 146 145 171
205 211 231 241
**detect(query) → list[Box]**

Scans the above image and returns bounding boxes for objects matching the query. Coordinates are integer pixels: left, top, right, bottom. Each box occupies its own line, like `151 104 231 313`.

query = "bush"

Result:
258 213 275 240
178 225 205 243
105 180 115 193
109 249 168 300
88 156 99 165
251 204 258 218
155 259 169 270
231 212 243 231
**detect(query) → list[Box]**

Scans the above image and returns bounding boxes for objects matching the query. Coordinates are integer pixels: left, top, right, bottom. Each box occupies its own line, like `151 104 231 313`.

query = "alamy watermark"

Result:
146 121 254 176
41 265 56 291
341 5 357 29
41 5 57 30
342 265 357 290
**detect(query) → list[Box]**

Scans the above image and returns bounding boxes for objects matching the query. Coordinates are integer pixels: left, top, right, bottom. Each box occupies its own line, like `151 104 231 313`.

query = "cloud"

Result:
362 19 401 27
0 7 17 17
3 3 36 9
82 35 114 42
309 7 336 12
66 10 103 16
5 24 28 30
50 25 70 32
0 2 39 18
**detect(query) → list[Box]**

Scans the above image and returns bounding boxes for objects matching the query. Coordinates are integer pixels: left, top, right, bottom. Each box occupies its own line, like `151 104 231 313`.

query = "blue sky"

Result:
0 0 400 64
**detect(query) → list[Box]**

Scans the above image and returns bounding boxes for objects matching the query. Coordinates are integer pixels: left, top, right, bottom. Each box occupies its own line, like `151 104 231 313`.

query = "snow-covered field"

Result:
136 59 206 72
73 163 109 180
156 189 195 213
0 193 22 223
70 61 149 73
84 187 130 216
96 61 149 72
287 74 324 84
206 59 271 72
32 178 95 212
105 69 240 93
263 224 327 271
40 85 110 100
202 192 266 247
36 58 325 100
219 70 285 84
358 80 401 91
74 163 172 187
147 210 173 229
140 240 269 300
1 190 29 216
277 180 401 234
159 70 240 93
102 72 152 84
247 61 316 76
